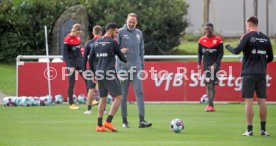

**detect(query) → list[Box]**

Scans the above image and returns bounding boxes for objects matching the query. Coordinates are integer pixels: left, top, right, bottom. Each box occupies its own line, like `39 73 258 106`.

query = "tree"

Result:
0 0 76 63
85 0 189 54
0 0 189 63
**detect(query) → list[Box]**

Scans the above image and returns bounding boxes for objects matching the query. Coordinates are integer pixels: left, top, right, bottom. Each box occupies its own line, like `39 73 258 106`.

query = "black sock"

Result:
247 125 253 132
123 117 128 124
87 105 92 111
139 116 144 122
98 118 103 126
209 102 214 107
106 115 113 123
261 121 266 131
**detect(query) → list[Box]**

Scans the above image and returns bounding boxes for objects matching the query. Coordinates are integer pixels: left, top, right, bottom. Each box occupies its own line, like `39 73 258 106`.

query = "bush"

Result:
0 0 75 64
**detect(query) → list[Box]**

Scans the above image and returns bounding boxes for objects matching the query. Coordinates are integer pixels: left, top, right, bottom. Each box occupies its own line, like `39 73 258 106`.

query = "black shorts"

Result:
98 78 122 97
242 74 267 98
86 79 96 89
204 68 219 85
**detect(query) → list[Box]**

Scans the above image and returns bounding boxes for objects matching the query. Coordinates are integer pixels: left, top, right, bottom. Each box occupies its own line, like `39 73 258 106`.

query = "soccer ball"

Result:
77 94 87 104
107 95 112 104
20 96 28 106
3 96 16 106
170 119 184 133
93 89 100 101
200 94 209 104
25 97 34 106
40 96 52 106
33 97 40 106
73 94 78 103
54 94 64 104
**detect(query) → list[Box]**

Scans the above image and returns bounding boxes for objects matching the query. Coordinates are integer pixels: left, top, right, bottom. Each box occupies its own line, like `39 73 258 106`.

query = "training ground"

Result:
0 103 275 146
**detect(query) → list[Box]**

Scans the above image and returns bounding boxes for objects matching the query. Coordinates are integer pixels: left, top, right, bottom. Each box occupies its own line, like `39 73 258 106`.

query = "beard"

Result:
127 25 135 30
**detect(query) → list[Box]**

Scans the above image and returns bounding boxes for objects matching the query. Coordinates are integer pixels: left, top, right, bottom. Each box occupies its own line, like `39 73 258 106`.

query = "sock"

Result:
87 105 92 111
209 102 214 107
261 121 266 131
98 118 103 126
139 116 144 122
123 117 128 124
247 125 253 132
106 115 113 123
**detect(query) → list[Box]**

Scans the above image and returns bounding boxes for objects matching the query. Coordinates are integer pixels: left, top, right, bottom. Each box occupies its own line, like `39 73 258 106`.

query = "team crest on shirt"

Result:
136 34 141 41
212 39 217 44
250 37 256 43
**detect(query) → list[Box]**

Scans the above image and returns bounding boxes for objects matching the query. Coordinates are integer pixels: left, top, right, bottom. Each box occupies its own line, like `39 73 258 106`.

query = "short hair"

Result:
205 23 214 29
71 23 81 32
105 23 118 31
93 25 102 35
247 16 258 26
127 13 138 19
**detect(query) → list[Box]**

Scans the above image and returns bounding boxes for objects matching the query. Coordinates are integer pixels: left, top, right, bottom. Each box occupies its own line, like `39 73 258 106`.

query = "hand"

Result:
209 65 215 70
225 44 231 49
69 67 75 74
121 48 129 54
197 65 201 70
140 71 145 78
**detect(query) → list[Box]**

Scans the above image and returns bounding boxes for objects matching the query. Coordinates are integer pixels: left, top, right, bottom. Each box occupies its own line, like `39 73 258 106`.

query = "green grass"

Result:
0 64 16 95
0 104 275 146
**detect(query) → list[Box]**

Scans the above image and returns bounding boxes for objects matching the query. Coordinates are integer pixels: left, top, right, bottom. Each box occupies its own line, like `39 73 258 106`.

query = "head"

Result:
204 23 214 37
105 23 119 39
71 23 82 37
126 13 138 30
92 25 102 37
246 16 258 32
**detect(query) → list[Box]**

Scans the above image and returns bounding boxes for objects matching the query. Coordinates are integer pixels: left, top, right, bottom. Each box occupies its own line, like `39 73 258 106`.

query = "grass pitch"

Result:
0 103 275 146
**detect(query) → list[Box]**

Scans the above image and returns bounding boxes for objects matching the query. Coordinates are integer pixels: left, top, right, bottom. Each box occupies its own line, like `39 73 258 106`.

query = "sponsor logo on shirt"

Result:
96 53 108 57
250 37 268 43
252 49 267 55
202 48 217 53
212 39 217 44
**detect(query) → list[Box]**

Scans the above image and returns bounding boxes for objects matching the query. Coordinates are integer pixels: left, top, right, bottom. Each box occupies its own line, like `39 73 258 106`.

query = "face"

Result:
72 31 82 37
204 26 213 37
111 28 119 39
126 16 138 30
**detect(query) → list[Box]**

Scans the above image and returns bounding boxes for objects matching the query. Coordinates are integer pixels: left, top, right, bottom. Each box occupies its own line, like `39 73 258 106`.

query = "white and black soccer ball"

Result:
33 97 40 106
77 94 86 104
3 97 15 106
107 95 112 104
25 97 34 106
200 94 209 104
15 97 23 106
170 119 184 133
54 94 64 104
19 96 28 106
40 96 52 106
73 94 78 103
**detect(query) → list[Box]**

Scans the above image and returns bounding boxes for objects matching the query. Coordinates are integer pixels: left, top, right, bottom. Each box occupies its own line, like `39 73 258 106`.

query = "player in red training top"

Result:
198 23 224 112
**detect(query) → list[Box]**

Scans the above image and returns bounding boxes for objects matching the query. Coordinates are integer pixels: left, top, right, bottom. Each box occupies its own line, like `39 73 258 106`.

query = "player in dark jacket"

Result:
198 23 224 112
83 25 102 114
226 16 273 136
89 23 127 132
